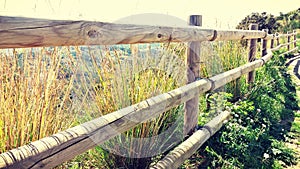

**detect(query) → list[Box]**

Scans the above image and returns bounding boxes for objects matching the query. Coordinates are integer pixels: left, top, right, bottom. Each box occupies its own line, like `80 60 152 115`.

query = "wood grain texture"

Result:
214 30 265 41
184 15 202 136
0 16 215 48
0 16 269 49
247 24 258 85
262 30 268 56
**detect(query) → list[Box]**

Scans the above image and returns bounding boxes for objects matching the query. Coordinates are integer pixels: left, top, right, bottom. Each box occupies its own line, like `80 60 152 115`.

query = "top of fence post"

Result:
189 15 202 27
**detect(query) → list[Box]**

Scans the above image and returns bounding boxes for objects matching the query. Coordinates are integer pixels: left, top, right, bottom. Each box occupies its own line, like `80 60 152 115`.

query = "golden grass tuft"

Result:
0 47 77 152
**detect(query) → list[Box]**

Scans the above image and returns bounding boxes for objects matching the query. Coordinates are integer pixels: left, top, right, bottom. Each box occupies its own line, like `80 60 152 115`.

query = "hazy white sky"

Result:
0 0 299 28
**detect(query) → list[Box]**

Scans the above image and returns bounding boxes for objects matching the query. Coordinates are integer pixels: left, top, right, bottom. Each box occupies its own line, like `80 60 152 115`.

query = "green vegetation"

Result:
277 8 300 32
237 12 280 33
237 8 300 33
182 48 300 168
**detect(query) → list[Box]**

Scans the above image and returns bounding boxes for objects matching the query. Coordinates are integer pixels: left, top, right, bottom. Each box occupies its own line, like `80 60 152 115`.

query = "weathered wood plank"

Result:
294 30 297 49
184 15 202 136
270 34 275 48
279 32 295 37
0 16 214 48
247 24 258 85
0 16 267 49
214 29 265 41
288 31 291 51
276 32 280 46
262 29 268 56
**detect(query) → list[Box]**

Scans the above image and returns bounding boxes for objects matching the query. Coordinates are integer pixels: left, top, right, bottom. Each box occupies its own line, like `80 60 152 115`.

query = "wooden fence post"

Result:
184 15 202 136
262 29 268 56
294 30 297 49
270 34 274 49
287 31 291 51
276 32 280 46
247 24 258 86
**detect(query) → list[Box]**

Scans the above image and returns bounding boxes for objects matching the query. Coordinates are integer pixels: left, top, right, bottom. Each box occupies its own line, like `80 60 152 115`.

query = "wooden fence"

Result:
0 15 299 169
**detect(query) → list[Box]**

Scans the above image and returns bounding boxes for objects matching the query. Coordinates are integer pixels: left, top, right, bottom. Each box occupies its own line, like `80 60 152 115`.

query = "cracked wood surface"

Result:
0 16 268 49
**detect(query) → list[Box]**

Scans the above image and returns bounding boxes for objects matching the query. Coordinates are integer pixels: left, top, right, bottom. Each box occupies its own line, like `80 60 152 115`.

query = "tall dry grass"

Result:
67 43 188 168
0 47 77 153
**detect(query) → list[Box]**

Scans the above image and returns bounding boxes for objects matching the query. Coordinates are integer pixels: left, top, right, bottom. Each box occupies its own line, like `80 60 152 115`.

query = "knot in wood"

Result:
88 30 100 38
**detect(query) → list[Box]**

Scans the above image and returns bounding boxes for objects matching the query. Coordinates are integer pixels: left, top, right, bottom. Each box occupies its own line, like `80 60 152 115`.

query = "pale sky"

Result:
0 0 299 29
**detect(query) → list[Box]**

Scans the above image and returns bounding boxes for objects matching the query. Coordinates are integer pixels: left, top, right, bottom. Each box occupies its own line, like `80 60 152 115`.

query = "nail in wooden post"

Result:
184 15 202 136
287 31 291 51
294 30 297 49
247 24 258 86
262 29 268 56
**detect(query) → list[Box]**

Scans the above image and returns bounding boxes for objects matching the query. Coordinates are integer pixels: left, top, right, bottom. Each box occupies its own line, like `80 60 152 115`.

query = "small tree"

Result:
236 12 280 33
278 9 300 32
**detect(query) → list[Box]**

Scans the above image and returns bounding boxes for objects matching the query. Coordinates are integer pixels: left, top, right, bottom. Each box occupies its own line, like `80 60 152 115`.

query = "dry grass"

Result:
0 47 77 152
71 43 188 168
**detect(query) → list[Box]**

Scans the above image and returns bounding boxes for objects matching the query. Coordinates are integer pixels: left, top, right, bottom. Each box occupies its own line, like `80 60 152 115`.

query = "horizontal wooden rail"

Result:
279 40 298 48
278 32 297 37
271 41 298 52
213 30 266 41
263 32 297 40
0 16 267 49
280 47 299 56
